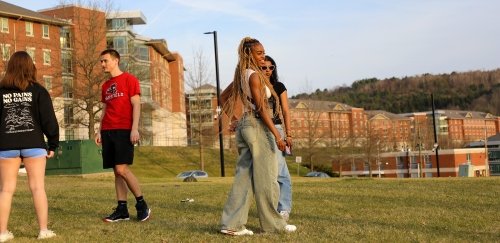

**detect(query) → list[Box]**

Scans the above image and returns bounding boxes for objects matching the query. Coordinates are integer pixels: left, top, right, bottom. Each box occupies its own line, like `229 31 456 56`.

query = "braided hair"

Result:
223 37 282 120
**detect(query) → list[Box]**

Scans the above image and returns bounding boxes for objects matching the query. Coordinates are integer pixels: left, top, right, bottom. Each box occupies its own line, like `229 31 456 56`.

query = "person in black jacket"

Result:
0 51 59 242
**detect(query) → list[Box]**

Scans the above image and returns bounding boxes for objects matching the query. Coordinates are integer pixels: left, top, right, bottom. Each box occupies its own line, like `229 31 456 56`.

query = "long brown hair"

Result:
223 37 281 120
0 51 37 91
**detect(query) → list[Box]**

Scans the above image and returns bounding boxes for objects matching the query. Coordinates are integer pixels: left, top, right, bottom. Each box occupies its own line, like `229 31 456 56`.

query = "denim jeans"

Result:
221 114 287 232
275 125 292 213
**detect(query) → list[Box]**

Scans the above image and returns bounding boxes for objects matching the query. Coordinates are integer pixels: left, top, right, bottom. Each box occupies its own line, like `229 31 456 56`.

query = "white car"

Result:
176 170 208 179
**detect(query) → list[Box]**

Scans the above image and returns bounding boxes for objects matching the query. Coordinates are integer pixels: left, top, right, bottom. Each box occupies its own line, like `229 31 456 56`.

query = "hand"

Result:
130 129 140 144
46 150 55 158
276 137 286 151
229 120 238 132
94 133 101 146
286 137 293 148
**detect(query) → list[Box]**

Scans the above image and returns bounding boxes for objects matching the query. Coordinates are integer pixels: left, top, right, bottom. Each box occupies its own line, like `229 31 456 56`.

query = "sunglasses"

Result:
260 65 275 71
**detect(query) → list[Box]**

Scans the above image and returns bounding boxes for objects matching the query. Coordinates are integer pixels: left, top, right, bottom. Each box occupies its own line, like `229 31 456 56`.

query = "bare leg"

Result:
114 164 142 198
24 156 49 231
0 157 22 233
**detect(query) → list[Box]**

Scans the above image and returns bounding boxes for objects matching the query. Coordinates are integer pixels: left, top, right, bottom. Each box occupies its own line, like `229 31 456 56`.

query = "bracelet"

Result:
276 137 283 143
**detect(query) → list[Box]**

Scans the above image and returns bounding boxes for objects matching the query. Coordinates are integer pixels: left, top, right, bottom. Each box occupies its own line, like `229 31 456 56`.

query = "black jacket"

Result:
0 82 59 151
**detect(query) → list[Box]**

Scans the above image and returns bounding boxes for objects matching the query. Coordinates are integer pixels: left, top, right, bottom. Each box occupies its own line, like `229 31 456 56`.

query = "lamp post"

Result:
204 30 225 177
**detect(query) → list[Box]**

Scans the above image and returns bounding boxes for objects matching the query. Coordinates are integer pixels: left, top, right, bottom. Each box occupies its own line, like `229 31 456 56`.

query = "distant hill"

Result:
292 69 500 115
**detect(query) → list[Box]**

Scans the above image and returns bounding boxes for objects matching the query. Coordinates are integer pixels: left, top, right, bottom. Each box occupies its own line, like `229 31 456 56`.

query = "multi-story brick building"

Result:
332 147 489 178
0 0 68 94
1 1 187 146
402 110 500 148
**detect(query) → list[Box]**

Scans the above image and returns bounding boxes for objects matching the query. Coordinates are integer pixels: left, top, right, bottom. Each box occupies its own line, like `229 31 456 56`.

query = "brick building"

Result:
1 1 187 146
41 5 186 146
0 0 68 93
333 148 488 178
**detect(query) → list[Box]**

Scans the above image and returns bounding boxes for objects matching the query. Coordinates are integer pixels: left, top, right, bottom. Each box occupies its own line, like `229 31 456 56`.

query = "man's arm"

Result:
130 95 141 144
94 103 106 145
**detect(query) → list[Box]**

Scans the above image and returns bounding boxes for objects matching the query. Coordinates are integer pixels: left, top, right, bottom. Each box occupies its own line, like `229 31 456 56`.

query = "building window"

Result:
43 49 51 65
140 84 151 101
0 18 8 33
136 45 149 61
63 77 73 98
43 76 53 91
42 24 49 38
112 36 128 54
466 153 471 162
62 51 72 74
108 19 127 30
64 128 75 140
60 27 71 48
25 21 33 36
1 44 10 61
26 47 35 63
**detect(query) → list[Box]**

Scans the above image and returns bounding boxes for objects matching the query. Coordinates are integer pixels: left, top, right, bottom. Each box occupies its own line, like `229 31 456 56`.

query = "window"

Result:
62 51 72 73
42 24 49 38
1 44 10 61
64 128 75 140
466 153 471 162
112 36 128 54
109 19 127 30
0 18 8 33
140 84 151 101
43 76 52 91
43 49 51 65
136 45 149 61
26 47 35 63
60 27 71 48
63 77 73 98
25 22 33 36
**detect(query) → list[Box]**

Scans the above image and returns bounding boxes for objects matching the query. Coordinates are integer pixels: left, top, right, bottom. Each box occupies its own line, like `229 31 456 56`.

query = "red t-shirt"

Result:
100 72 140 130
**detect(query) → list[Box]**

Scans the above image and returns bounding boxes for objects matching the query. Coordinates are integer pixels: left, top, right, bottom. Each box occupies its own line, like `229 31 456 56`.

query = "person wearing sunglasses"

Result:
261 55 293 222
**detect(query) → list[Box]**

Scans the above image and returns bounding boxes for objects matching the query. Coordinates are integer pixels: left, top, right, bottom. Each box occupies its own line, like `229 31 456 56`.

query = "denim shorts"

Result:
0 148 47 159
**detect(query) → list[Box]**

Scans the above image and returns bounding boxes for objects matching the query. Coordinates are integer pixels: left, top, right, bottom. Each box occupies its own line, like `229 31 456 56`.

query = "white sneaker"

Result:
279 211 290 221
284 224 297 232
0 231 14 243
220 228 254 236
37 229 56 240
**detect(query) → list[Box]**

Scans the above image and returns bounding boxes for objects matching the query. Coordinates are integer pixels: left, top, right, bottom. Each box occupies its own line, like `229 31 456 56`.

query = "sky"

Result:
8 0 500 95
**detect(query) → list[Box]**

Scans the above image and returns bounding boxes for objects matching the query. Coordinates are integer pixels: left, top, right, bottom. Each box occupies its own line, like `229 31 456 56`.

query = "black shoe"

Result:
135 200 151 222
104 206 130 222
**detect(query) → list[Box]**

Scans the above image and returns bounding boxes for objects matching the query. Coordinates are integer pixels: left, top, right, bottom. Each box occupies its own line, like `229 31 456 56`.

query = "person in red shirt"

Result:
95 49 150 222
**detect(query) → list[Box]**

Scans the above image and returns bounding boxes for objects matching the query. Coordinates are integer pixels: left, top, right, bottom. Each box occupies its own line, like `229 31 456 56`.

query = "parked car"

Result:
304 172 331 178
176 170 208 179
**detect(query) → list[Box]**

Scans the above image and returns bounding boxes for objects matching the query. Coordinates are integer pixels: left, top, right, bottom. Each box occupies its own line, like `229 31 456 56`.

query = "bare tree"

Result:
185 48 213 171
43 0 115 140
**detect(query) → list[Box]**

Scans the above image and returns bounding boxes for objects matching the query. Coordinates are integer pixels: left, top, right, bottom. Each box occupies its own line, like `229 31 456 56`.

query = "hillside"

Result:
293 69 500 115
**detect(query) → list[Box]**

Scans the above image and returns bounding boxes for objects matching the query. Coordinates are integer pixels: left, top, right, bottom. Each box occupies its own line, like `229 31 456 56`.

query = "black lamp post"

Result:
204 31 225 177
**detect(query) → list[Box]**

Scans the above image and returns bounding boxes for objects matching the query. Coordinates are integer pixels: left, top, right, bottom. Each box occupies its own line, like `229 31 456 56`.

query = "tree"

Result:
185 48 213 171
45 0 114 140
293 99 328 171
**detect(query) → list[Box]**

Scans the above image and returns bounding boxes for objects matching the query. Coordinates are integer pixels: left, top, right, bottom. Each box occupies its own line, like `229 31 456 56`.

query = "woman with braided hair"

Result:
220 37 297 235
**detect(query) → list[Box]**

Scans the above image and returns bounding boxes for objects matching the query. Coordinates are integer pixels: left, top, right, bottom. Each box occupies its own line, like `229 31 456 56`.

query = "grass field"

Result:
7 174 500 242
5 146 500 242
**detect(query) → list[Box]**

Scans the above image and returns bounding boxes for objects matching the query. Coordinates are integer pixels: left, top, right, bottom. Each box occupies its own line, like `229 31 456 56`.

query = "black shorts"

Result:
101 129 134 169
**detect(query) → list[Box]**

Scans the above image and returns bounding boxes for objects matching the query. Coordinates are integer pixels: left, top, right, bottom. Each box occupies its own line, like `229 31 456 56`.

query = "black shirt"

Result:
0 83 59 151
270 81 287 124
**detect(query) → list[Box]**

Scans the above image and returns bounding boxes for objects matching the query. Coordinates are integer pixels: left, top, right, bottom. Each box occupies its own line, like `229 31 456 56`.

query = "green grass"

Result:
6 146 500 242
8 175 499 242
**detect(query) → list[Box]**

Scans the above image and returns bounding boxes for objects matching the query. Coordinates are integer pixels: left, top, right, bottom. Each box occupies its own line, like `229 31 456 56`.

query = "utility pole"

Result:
431 93 440 177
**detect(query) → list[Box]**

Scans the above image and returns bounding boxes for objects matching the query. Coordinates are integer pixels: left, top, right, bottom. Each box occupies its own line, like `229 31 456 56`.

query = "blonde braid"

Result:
222 37 282 121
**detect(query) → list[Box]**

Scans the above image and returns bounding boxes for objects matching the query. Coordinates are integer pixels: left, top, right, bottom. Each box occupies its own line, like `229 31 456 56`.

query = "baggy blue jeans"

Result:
221 114 287 232
275 124 292 213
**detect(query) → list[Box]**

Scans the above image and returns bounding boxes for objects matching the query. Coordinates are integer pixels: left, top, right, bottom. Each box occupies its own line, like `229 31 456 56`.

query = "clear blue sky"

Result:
9 0 500 95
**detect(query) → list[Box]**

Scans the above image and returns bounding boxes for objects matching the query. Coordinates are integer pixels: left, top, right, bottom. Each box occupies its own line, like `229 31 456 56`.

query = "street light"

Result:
204 30 225 177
